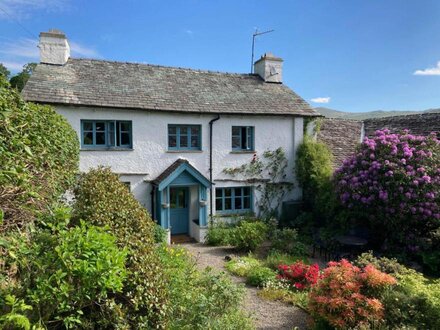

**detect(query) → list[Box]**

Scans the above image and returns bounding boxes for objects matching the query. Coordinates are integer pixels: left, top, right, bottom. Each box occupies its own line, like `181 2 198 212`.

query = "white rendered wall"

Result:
56 106 304 218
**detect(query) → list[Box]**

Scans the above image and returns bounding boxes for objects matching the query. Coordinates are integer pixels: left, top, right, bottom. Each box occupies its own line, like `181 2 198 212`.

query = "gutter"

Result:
208 114 221 223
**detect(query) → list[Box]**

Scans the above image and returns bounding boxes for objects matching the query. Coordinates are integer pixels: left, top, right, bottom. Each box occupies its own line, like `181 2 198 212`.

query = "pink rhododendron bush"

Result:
334 129 440 266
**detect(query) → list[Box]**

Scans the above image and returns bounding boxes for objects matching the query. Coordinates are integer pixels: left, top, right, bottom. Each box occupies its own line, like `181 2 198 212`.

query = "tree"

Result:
0 63 10 78
9 63 37 91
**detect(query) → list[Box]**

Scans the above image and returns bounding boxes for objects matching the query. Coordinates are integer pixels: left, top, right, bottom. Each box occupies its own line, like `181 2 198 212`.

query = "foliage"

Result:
259 279 309 310
0 63 10 78
225 256 262 277
0 295 33 330
0 75 79 231
277 261 320 290
9 63 37 92
246 266 276 287
156 244 253 329
270 227 308 256
205 221 235 246
230 220 268 251
264 251 308 270
153 223 168 243
308 259 396 329
223 148 293 218
72 167 168 328
28 220 127 328
354 251 412 276
334 129 440 259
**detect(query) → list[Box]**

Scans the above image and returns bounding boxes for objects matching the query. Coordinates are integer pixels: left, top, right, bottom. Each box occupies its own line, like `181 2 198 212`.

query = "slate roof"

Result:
318 118 363 167
152 158 210 186
22 58 318 117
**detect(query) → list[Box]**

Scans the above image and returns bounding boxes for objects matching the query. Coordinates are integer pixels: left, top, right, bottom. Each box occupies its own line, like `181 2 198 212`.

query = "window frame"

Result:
215 186 252 214
232 126 254 151
80 120 133 149
168 124 202 151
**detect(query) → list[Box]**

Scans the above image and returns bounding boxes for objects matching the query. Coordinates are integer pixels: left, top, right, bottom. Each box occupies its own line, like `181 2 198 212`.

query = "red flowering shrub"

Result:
334 129 440 253
277 261 320 290
308 259 396 329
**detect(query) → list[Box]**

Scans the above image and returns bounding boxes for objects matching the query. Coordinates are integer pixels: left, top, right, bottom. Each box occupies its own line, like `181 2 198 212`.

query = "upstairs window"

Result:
215 187 252 214
81 120 132 149
168 125 201 150
232 126 254 151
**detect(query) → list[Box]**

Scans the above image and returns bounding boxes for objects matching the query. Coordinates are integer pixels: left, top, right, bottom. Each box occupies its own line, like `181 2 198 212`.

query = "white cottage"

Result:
22 29 318 242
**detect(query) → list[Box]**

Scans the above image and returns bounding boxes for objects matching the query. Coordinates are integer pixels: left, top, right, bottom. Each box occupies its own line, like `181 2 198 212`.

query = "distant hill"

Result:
315 107 440 120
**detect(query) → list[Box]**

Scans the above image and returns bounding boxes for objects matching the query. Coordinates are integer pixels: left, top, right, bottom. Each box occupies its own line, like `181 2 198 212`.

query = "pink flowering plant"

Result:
334 129 440 255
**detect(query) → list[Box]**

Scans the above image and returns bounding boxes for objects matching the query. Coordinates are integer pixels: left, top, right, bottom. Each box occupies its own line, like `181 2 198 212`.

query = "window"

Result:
215 187 252 214
168 125 201 150
232 126 254 151
81 120 132 149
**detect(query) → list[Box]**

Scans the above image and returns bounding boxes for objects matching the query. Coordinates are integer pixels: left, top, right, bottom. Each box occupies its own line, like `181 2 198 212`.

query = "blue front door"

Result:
170 187 189 234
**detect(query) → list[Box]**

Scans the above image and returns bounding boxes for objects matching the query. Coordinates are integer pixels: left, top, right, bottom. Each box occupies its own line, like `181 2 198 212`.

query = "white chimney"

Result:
39 29 70 65
254 52 283 83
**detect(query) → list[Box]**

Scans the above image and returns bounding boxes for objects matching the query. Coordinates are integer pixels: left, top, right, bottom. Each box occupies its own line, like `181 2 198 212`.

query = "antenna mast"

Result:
251 28 274 73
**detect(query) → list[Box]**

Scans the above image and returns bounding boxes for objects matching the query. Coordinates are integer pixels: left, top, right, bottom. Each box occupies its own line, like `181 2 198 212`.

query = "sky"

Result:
0 0 439 113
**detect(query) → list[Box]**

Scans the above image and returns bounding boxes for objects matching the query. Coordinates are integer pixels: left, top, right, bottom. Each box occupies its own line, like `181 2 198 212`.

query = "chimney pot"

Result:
39 29 70 65
254 52 283 83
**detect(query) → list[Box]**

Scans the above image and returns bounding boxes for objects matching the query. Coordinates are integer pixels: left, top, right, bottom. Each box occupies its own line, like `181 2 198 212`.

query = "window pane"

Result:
177 190 186 208
121 132 130 146
83 132 93 145
96 132 106 145
95 122 106 131
169 135 177 147
232 136 241 149
191 126 199 136
216 198 223 211
83 122 93 131
224 197 232 210
241 127 247 149
244 196 250 209
180 127 188 135
235 188 242 197
191 135 199 148
224 188 232 197
215 188 223 198
168 126 176 135
235 197 242 210
243 187 250 196
120 122 130 131
108 122 115 146
170 189 177 208
232 127 240 136
180 134 188 148
247 127 254 150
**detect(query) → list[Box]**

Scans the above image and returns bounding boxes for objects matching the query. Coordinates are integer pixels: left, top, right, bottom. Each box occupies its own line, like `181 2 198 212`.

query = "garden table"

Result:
335 235 368 260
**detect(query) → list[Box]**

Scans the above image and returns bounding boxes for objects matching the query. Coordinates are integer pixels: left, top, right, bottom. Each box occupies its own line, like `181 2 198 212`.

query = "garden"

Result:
204 120 440 329
0 76 253 329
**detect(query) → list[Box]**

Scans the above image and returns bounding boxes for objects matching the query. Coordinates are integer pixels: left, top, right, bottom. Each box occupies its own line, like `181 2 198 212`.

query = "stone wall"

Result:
364 113 440 137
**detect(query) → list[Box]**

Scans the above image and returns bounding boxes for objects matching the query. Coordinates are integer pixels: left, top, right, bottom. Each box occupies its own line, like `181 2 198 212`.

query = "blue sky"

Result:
1 0 439 112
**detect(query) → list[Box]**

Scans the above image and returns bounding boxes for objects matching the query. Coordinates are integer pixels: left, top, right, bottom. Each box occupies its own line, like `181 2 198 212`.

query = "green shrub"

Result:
225 256 262 277
205 222 235 246
156 244 253 329
354 251 412 276
0 76 79 231
72 167 168 328
246 266 276 287
270 228 308 256
264 251 308 270
153 223 168 243
27 221 127 328
0 295 32 330
230 220 268 251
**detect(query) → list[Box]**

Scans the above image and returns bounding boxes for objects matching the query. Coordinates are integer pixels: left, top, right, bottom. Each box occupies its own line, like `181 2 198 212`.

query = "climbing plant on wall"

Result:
223 148 293 219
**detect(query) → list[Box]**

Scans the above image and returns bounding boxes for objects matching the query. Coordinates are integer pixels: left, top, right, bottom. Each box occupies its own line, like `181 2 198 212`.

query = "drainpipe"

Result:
208 114 220 223
151 185 156 221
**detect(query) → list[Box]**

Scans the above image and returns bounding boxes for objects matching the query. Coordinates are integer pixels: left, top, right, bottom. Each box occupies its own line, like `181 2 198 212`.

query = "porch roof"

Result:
152 158 211 191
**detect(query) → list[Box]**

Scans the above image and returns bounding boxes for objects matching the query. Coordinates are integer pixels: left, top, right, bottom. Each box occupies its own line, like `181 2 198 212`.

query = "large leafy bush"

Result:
0 76 78 231
72 167 169 328
308 259 396 329
230 220 268 251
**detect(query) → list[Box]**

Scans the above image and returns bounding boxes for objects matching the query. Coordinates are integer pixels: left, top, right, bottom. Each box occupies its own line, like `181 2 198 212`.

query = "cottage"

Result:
22 29 318 242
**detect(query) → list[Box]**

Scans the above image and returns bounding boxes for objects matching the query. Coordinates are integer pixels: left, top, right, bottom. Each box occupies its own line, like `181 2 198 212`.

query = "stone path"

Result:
181 243 310 330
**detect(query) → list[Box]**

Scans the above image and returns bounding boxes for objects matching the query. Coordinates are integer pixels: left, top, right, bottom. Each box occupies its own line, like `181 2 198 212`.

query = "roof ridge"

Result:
69 57 258 78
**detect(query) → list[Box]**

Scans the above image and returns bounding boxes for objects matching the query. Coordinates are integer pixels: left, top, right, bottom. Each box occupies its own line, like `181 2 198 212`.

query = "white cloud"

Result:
2 60 26 71
0 38 38 58
70 41 100 58
0 0 68 20
414 61 440 76
311 97 331 104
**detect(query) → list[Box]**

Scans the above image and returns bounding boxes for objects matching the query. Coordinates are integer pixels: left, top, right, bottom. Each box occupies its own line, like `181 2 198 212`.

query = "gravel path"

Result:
181 243 310 330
